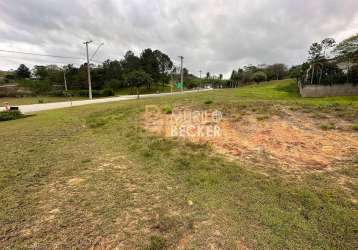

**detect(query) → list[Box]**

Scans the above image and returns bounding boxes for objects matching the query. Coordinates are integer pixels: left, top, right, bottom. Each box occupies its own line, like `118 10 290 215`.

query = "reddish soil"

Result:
143 107 358 171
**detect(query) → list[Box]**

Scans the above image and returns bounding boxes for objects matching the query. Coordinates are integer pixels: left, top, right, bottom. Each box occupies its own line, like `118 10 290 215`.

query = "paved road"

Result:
1 89 212 114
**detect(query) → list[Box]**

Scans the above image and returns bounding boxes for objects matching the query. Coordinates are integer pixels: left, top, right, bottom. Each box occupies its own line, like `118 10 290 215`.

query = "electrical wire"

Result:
0 49 84 60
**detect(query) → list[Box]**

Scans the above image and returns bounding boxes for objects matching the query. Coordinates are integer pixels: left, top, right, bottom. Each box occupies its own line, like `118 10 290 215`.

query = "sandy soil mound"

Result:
142 107 358 171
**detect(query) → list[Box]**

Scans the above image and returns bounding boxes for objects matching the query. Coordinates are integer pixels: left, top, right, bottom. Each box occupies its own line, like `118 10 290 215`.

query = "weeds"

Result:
204 100 213 105
147 236 166 250
162 105 172 114
0 110 24 121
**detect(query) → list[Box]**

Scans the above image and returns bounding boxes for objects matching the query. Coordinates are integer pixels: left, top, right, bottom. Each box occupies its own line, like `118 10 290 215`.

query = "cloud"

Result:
0 0 357 77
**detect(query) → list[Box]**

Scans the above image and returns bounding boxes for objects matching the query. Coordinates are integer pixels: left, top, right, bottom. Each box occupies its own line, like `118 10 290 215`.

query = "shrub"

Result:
351 124 358 131
320 123 335 130
100 88 114 97
204 100 213 104
162 105 172 114
0 110 24 121
147 235 166 250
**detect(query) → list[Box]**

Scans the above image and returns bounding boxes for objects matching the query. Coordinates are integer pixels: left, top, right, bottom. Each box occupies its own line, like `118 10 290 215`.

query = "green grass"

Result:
0 79 357 249
0 96 86 106
115 84 179 95
0 84 176 106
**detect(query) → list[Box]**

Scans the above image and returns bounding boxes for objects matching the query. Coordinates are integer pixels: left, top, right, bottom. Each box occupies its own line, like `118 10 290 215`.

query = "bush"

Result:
20 79 52 94
100 88 114 97
204 100 213 104
162 105 172 114
147 236 166 250
0 110 24 121
253 71 267 83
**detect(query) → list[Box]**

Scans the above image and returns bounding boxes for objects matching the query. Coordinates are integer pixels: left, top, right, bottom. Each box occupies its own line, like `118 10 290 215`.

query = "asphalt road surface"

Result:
1 89 212 114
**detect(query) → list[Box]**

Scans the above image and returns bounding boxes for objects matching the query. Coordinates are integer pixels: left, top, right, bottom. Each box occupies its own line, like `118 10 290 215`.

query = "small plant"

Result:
0 110 24 121
81 159 91 164
147 235 166 250
204 100 213 105
162 105 172 114
320 123 335 130
38 99 44 103
351 124 358 131
256 114 269 121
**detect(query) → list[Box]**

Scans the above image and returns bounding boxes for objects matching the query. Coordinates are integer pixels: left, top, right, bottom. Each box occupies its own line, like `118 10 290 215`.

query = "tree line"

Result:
229 63 289 87
10 48 189 96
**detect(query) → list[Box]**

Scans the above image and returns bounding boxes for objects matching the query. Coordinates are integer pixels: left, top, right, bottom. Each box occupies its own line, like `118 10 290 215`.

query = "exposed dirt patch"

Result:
142 106 358 172
68 177 85 186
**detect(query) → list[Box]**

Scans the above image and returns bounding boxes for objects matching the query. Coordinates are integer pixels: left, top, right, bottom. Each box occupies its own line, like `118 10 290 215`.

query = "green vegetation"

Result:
0 79 357 249
204 100 213 105
0 96 85 105
162 105 172 114
0 110 24 121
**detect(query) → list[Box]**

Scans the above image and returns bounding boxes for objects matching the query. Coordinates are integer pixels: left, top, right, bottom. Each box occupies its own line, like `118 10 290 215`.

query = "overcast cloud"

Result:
0 0 357 77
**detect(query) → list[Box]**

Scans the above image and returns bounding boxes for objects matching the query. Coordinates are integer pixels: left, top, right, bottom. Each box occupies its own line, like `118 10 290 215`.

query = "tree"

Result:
153 50 173 87
321 38 336 58
334 34 358 81
219 74 223 80
288 65 303 83
124 70 153 98
122 51 141 74
16 64 31 78
307 43 324 84
206 72 210 79
183 68 189 78
308 42 324 62
334 33 358 62
267 64 287 80
252 71 267 83
140 48 160 84
33 65 48 80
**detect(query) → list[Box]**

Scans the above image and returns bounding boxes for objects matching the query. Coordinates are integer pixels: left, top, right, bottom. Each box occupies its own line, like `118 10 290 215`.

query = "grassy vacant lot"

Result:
0 96 86 106
0 79 357 249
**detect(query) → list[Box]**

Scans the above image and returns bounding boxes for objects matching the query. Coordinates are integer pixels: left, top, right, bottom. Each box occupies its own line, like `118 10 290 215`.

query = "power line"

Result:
0 49 84 60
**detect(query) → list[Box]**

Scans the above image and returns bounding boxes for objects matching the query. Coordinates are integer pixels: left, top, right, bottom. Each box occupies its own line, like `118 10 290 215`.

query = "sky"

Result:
0 0 357 77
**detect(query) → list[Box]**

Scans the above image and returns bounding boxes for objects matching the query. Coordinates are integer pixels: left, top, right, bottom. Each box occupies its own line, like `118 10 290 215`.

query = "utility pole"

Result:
178 56 184 93
84 40 93 100
63 67 68 91
198 70 203 91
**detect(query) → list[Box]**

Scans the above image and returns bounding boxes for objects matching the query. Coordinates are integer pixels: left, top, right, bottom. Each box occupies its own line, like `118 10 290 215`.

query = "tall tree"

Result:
122 50 141 73
307 43 324 84
334 34 358 62
321 38 336 58
16 64 31 78
124 70 153 98
33 65 48 80
334 34 358 80
153 50 173 86
140 48 160 84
